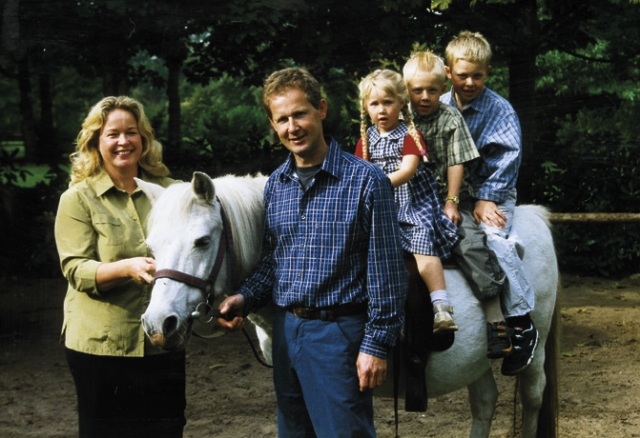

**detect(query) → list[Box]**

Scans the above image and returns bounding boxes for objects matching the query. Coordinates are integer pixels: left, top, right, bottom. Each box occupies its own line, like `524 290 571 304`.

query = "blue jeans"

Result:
456 188 535 318
272 307 376 438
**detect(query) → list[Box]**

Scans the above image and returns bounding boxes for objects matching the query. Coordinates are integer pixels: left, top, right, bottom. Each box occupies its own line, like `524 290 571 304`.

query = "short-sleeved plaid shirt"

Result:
413 103 480 201
237 138 408 358
441 87 522 203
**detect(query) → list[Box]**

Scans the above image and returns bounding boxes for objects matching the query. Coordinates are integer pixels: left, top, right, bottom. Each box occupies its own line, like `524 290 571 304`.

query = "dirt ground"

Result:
1 273 639 438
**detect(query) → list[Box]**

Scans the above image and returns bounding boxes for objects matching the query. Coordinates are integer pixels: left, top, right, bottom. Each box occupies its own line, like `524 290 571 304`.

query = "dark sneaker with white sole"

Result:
501 319 539 376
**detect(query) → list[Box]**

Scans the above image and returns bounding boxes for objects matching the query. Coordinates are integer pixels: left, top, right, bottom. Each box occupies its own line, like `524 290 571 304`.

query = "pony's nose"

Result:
163 315 180 337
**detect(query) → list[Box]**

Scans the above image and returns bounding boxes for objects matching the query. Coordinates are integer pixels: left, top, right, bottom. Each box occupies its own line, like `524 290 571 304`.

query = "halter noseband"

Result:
152 201 234 324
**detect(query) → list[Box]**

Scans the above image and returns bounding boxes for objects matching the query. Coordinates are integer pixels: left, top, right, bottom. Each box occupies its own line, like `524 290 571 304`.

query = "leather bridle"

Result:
152 201 234 325
150 200 272 369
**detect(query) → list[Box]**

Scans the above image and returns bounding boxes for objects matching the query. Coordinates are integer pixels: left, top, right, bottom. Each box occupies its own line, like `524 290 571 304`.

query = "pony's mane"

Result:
147 181 197 228
212 174 267 281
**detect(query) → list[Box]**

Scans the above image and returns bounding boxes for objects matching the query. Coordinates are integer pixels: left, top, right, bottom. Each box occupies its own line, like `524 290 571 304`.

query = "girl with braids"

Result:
355 69 459 333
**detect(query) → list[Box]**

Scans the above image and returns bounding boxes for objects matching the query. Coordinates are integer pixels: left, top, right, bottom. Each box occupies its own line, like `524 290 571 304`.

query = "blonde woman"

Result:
355 69 459 333
54 96 184 437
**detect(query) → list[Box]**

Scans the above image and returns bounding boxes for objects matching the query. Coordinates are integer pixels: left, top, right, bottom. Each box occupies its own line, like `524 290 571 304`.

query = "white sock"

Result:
430 290 449 307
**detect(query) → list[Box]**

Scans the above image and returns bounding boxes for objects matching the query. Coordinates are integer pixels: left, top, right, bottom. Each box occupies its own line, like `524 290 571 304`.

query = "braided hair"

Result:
358 69 427 162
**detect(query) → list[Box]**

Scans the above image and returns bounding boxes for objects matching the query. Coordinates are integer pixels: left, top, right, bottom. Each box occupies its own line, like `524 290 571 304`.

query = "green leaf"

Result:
209 363 227 370
431 0 452 10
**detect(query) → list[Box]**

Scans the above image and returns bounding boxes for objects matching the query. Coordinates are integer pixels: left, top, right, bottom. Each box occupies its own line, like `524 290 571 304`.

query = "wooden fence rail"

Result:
548 213 640 223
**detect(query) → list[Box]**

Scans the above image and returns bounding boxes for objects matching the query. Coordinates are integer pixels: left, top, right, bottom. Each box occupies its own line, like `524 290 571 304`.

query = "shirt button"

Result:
139 239 144 244
132 217 138 221
301 215 306 220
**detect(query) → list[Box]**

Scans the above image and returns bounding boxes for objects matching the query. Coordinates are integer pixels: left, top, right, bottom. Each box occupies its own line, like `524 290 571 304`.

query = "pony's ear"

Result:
192 171 216 203
135 177 165 205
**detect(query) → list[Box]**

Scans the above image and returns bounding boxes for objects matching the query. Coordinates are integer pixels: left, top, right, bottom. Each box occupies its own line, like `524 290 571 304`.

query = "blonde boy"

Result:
403 50 479 225
440 31 538 376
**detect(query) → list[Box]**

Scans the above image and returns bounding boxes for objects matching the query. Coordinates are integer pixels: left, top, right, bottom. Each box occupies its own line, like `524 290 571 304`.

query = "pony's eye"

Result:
194 236 211 248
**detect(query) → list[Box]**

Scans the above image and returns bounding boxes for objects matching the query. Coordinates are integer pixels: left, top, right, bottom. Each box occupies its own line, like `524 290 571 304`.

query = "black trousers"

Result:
65 348 186 438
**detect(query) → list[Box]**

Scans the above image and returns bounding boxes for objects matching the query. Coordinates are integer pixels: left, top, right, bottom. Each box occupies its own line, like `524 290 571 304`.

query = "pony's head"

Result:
137 172 266 351
138 172 226 350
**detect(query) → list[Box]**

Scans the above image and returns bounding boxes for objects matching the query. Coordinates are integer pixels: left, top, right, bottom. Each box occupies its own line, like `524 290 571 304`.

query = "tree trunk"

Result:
39 69 55 162
102 66 129 97
17 56 38 163
166 58 182 150
508 0 538 202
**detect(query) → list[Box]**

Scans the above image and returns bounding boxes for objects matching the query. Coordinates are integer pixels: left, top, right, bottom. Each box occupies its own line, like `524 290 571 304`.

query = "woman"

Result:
54 96 185 437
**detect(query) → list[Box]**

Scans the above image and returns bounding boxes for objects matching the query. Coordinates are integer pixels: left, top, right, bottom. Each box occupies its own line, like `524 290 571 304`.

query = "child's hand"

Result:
474 200 507 228
444 202 460 226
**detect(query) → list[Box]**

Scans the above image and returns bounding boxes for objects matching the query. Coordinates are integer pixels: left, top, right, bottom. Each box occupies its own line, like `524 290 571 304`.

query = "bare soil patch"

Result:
1 273 639 437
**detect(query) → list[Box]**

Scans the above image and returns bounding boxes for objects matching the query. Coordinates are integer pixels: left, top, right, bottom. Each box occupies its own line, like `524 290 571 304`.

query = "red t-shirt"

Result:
354 131 426 160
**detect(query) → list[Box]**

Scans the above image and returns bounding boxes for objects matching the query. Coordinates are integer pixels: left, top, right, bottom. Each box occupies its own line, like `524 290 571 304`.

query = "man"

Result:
218 68 408 437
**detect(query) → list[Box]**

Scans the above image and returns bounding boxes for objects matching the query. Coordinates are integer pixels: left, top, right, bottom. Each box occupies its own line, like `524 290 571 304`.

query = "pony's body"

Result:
139 173 558 438
380 204 559 438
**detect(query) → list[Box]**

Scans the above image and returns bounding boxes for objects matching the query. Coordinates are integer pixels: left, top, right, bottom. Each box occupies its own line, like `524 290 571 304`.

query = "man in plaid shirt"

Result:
218 68 408 437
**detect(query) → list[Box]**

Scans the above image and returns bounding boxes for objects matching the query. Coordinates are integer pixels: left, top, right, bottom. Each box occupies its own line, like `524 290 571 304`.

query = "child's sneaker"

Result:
501 319 539 376
487 321 514 359
433 304 459 333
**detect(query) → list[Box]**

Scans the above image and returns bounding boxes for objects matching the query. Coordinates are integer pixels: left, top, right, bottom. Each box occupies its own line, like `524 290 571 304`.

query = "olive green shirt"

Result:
55 169 175 357
413 103 480 201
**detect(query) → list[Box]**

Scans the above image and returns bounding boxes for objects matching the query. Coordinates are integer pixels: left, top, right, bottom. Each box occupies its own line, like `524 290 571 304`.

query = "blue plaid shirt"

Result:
238 138 408 358
441 87 521 203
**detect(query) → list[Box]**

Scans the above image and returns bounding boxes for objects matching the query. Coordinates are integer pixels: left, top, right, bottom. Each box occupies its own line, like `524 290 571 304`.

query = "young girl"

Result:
355 69 459 333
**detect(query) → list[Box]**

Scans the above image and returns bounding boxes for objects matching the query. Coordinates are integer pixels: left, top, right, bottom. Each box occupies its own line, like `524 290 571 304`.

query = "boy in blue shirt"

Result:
440 31 538 376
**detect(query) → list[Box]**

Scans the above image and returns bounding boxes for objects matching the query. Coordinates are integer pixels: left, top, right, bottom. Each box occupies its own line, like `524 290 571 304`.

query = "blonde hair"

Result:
261 68 323 119
69 96 169 186
358 69 426 162
444 30 492 68
402 50 447 87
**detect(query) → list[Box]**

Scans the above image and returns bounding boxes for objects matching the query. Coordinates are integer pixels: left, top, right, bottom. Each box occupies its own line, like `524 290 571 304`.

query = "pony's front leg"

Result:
466 366 498 438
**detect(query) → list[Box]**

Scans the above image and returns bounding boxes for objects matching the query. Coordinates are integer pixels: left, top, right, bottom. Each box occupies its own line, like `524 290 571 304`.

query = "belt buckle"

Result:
293 307 312 319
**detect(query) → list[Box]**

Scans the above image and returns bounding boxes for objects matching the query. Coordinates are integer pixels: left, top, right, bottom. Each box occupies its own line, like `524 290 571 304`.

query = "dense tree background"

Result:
1 0 639 277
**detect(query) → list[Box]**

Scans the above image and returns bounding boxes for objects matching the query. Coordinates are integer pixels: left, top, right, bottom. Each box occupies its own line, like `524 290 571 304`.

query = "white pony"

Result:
138 172 559 438
138 172 274 356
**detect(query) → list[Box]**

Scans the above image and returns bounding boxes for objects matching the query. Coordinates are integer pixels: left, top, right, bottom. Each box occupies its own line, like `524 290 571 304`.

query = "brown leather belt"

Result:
288 302 367 322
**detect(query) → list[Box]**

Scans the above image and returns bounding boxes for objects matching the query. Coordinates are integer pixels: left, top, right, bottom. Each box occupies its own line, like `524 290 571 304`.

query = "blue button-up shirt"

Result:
238 138 408 358
441 87 521 203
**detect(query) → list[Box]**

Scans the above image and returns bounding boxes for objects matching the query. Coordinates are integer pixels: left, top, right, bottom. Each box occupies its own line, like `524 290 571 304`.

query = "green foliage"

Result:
0 149 32 185
3 0 640 278
529 102 640 276
52 67 103 154
0 162 69 278
164 75 275 178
